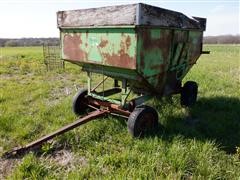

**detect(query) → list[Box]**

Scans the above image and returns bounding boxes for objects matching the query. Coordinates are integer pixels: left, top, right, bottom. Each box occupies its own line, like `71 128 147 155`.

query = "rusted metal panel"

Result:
57 3 206 30
63 34 88 61
129 27 204 95
135 28 172 94
60 27 204 95
61 28 137 69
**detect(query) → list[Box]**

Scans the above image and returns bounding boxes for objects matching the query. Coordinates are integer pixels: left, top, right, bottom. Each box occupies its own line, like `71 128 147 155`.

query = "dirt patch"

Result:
50 150 73 166
0 158 21 179
45 149 88 169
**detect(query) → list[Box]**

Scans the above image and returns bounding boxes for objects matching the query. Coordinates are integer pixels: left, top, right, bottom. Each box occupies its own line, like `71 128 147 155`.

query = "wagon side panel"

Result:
135 28 204 95
163 30 203 95
135 28 172 94
60 28 137 70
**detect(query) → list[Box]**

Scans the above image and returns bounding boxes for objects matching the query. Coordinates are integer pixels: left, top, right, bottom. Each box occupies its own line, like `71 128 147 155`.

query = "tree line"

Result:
203 35 240 44
0 38 59 47
0 35 239 47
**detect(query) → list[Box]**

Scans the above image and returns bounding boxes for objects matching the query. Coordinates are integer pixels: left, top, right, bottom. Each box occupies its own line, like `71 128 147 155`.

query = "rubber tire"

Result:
181 81 198 107
72 88 88 115
127 105 159 138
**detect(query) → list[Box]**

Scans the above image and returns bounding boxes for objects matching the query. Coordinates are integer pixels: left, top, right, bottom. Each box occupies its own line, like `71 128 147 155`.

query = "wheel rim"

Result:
72 89 88 115
136 112 155 135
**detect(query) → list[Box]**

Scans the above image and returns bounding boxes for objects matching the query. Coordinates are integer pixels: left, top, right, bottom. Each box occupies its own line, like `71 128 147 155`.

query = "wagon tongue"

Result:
2 146 28 158
2 110 108 158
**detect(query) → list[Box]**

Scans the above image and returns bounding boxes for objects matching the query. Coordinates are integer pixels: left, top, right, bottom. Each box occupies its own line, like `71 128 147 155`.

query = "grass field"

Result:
0 45 240 179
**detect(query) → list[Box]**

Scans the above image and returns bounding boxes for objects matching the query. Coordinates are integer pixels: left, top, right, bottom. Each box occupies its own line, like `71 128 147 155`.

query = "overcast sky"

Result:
0 0 239 38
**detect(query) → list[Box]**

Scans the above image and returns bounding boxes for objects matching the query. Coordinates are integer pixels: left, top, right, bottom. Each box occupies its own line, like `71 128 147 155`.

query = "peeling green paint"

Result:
61 26 203 95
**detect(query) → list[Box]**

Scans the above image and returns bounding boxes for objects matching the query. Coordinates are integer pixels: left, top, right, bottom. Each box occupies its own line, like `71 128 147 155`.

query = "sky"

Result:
0 0 239 38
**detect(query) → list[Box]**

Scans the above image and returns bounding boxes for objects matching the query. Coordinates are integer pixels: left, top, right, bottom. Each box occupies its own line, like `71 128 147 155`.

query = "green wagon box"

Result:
57 3 207 137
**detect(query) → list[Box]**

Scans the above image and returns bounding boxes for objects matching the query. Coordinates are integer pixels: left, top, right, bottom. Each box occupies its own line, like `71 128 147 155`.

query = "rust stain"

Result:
102 53 135 69
141 29 171 62
63 34 87 61
86 30 89 39
126 35 131 50
119 39 125 54
101 34 136 69
99 39 108 48
139 29 172 89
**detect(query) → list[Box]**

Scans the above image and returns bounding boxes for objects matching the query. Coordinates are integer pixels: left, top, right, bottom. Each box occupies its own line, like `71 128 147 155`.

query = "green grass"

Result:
0 45 240 179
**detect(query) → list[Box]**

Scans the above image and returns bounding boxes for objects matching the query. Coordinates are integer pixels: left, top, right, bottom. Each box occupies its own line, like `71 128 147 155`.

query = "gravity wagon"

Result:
3 3 207 157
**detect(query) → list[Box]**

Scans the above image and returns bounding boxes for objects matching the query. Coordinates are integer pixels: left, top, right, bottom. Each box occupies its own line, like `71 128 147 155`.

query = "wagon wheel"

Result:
181 81 198 107
72 88 88 115
127 105 159 137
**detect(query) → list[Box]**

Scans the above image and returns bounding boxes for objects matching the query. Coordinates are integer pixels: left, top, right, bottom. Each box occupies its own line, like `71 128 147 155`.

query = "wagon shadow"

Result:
154 96 240 154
